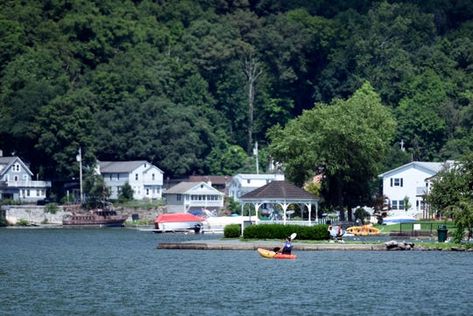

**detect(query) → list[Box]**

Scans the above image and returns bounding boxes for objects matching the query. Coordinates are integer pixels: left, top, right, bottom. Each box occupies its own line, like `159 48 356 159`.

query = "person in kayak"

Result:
280 236 293 255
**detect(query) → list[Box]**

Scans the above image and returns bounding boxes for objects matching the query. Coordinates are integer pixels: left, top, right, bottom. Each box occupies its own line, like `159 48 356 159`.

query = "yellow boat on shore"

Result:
346 224 381 236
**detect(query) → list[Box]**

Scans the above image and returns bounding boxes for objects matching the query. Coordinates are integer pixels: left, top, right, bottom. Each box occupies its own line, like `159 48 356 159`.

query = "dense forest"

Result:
0 1 472 200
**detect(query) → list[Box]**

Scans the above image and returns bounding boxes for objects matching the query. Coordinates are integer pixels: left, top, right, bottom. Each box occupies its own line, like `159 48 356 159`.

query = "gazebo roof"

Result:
240 180 318 201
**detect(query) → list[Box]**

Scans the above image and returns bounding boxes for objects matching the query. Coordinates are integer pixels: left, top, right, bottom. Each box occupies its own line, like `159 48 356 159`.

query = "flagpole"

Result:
77 148 83 204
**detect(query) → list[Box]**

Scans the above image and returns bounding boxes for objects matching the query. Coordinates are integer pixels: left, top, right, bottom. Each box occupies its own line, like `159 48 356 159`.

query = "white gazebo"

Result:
239 180 320 231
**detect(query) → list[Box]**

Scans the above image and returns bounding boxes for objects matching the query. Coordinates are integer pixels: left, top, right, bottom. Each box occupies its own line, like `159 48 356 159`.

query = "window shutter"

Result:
390 178 393 187
401 178 403 187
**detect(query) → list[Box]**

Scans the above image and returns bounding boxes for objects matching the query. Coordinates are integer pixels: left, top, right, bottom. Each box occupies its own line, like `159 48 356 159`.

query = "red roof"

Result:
154 213 203 224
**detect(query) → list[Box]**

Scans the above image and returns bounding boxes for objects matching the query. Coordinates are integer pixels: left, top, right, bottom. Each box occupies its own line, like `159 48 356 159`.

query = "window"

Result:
117 174 120 180
26 189 30 197
247 179 251 184
391 200 398 210
23 175 28 181
135 174 138 180
398 200 404 210
13 163 20 172
36 190 40 197
146 189 149 195
14 176 18 181
152 174 155 180
391 178 403 187
177 194 182 201
110 175 112 181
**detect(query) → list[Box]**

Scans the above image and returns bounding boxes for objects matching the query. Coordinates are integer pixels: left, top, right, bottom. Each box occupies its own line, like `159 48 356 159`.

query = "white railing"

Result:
185 200 223 208
4 180 51 188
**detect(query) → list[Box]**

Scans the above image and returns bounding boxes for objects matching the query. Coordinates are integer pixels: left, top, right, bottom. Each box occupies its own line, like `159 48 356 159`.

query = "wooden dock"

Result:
157 241 386 251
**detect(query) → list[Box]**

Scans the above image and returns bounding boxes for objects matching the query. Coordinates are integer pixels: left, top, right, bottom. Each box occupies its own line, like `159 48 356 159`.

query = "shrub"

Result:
45 203 59 214
224 224 241 238
242 224 330 240
17 219 29 226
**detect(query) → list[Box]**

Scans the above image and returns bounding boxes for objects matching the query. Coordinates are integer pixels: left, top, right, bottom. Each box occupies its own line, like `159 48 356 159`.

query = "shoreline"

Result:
156 240 473 252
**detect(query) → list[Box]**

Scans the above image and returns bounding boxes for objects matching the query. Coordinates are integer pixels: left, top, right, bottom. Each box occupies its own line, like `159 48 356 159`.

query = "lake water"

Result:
1 228 472 315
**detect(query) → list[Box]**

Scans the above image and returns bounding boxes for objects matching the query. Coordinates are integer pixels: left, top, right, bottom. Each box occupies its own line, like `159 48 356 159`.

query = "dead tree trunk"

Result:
243 56 263 154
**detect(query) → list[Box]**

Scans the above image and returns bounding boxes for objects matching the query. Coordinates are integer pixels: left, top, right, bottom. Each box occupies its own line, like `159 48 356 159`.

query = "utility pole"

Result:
77 148 83 203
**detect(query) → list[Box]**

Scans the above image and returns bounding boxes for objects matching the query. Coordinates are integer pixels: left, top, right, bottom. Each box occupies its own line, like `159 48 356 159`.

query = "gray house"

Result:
0 155 51 203
164 181 224 213
98 161 164 200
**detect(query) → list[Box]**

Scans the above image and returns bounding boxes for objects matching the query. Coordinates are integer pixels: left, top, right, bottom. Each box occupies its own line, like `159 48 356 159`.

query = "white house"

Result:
98 161 164 200
227 173 285 202
163 181 224 213
0 155 51 203
378 161 453 218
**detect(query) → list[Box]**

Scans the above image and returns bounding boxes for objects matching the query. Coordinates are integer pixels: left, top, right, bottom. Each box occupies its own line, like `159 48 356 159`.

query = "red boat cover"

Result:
154 213 203 224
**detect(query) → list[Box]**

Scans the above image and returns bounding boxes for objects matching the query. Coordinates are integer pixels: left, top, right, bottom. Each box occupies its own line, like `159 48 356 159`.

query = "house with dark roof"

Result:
188 175 229 194
378 161 454 218
163 181 224 213
227 173 285 202
0 154 51 203
98 161 164 200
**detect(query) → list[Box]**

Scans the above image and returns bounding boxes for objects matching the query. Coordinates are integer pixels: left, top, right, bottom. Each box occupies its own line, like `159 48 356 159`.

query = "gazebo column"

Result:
254 203 262 224
240 203 245 236
307 203 312 225
281 202 289 225
315 202 319 223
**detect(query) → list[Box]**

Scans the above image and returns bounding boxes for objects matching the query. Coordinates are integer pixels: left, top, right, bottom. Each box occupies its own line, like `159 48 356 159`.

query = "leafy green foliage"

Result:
269 83 396 209
83 173 110 209
118 182 134 203
242 224 329 240
427 154 473 242
45 203 59 214
223 224 241 238
0 0 471 202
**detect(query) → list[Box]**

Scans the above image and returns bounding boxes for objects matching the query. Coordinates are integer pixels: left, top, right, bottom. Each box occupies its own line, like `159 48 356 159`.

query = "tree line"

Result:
0 0 472 209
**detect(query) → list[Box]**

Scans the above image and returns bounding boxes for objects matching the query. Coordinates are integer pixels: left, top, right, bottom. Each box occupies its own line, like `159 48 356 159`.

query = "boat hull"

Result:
63 210 128 227
257 248 297 259
154 213 203 232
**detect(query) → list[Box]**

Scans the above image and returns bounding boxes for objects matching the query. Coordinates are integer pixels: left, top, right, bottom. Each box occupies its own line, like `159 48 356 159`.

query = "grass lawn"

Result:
374 220 456 234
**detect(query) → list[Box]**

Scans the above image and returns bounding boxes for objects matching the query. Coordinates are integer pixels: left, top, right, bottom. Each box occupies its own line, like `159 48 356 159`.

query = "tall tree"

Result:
427 154 473 242
268 82 396 210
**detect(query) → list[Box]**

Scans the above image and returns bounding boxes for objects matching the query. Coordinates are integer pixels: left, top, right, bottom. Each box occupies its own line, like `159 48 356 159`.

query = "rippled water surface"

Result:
1 228 472 315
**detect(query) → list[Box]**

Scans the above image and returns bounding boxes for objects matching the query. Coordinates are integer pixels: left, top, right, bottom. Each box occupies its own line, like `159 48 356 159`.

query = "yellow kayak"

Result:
257 248 297 259
346 224 381 236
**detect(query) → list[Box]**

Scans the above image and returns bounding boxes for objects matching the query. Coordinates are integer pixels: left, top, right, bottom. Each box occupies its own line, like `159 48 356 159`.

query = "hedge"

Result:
224 224 241 238
242 224 330 240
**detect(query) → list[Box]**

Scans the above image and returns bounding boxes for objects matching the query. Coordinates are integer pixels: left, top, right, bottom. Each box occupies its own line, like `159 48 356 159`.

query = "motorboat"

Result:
154 213 204 233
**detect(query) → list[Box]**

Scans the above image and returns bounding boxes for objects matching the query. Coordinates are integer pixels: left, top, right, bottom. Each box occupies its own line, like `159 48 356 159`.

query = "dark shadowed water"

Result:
1 228 472 315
